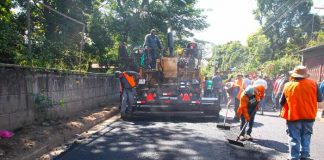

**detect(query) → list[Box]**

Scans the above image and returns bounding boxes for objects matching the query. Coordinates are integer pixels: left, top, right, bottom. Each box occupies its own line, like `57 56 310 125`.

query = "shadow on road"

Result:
54 116 278 160
252 138 289 153
124 112 219 123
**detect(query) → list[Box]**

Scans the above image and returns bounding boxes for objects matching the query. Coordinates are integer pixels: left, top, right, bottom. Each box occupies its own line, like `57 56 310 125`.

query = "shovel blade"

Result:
216 124 231 130
227 139 244 147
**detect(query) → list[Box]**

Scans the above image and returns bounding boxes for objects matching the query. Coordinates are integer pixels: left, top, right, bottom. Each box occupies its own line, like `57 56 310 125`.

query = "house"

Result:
300 44 324 82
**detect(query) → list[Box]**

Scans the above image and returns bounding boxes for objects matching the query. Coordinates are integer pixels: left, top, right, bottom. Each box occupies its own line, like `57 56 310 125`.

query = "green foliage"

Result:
33 91 65 122
0 0 24 64
246 30 272 64
307 30 324 47
262 55 301 78
209 41 248 73
1 0 208 71
254 0 317 58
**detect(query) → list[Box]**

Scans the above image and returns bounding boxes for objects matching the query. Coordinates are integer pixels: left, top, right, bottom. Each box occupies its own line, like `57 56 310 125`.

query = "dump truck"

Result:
130 42 221 118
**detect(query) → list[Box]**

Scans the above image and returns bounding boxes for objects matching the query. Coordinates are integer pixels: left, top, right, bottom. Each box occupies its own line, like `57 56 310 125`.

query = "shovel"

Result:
227 121 248 147
227 95 262 147
217 104 231 130
227 104 259 147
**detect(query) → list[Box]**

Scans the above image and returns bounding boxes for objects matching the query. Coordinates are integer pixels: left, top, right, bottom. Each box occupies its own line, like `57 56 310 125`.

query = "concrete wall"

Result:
0 65 119 130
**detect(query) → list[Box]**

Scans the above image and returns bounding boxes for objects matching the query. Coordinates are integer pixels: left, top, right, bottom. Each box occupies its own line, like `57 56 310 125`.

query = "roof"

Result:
299 44 324 54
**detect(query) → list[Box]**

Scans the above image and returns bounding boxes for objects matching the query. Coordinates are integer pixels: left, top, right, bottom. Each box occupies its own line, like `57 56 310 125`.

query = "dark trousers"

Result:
149 49 158 69
204 89 212 97
213 89 221 106
240 110 256 136
234 98 240 119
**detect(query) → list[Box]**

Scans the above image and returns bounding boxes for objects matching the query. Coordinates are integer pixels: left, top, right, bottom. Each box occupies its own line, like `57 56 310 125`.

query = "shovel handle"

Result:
223 104 230 125
235 101 259 141
236 121 249 141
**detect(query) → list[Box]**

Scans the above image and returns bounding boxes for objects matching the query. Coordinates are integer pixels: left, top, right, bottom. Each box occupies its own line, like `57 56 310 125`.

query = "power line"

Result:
34 0 85 26
263 0 306 34
260 0 295 28
33 0 86 72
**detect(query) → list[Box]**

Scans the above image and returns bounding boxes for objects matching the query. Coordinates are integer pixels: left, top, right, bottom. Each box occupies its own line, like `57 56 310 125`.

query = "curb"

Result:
13 106 119 160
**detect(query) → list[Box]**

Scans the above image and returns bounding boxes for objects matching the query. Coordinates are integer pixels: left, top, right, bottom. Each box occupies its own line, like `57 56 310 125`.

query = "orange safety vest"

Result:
237 85 265 120
123 72 136 88
234 79 245 99
281 78 318 121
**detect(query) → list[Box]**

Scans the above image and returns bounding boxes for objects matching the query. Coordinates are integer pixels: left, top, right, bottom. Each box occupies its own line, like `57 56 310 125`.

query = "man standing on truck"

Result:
115 69 140 117
143 29 163 69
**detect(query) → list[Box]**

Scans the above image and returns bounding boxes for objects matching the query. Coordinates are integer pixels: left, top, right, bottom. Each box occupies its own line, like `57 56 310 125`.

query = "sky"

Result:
194 0 324 46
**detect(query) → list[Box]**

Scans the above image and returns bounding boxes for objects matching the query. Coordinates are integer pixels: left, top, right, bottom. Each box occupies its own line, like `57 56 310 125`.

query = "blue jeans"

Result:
121 88 134 114
240 110 256 136
286 121 314 160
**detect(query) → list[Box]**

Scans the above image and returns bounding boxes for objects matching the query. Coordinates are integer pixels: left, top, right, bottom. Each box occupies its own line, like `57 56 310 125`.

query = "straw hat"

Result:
289 65 309 78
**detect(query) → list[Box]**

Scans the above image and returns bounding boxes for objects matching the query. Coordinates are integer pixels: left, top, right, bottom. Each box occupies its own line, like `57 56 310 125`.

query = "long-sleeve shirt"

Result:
143 34 162 49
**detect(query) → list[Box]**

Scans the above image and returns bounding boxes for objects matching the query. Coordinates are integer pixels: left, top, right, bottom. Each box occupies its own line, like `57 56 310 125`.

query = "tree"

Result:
262 55 301 78
307 30 324 47
1 0 209 71
210 41 248 73
254 0 318 59
101 0 208 46
0 0 24 63
246 30 272 66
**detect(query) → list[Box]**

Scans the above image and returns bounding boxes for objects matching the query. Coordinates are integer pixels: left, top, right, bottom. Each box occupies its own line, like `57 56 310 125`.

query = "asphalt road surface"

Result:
54 107 324 160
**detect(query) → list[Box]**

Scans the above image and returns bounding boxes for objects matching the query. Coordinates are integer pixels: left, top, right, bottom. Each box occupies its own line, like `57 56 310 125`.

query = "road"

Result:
54 106 324 160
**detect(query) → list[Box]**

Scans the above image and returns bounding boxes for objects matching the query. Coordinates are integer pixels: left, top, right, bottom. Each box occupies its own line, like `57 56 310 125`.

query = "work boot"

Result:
239 135 246 141
245 134 253 141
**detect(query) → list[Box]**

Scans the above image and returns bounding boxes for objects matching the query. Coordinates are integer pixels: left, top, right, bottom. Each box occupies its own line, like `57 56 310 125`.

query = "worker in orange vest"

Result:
115 69 140 118
237 84 265 141
234 73 246 121
280 66 322 160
